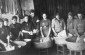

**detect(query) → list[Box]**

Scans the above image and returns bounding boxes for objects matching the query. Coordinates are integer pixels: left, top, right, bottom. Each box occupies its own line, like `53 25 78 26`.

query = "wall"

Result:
21 0 34 15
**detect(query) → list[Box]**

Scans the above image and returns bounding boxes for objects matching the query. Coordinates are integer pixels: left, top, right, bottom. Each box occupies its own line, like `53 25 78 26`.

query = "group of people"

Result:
0 9 85 51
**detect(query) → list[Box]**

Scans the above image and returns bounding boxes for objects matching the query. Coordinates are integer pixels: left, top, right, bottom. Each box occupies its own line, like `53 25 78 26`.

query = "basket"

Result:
54 37 67 45
66 42 85 51
34 37 53 49
66 38 85 51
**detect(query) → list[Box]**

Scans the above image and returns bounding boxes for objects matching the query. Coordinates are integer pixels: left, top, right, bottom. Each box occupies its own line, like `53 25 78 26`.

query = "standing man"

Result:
52 13 66 36
29 10 40 35
74 13 85 38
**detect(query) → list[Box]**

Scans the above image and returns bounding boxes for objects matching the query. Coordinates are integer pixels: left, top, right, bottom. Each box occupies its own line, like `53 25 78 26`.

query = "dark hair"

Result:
12 16 17 20
54 13 59 18
24 15 29 18
68 12 72 16
24 15 31 22
77 13 82 15
42 13 47 16
30 9 35 13
4 18 8 22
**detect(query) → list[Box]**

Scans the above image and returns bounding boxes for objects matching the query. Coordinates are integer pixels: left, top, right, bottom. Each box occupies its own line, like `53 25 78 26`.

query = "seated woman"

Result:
40 13 51 38
0 19 11 51
10 16 21 41
67 12 75 36
52 13 66 37
3 18 10 32
74 13 85 39
21 15 34 39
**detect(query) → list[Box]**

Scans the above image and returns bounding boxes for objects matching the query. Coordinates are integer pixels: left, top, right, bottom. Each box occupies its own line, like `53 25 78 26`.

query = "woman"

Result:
10 16 21 41
34 13 52 49
0 19 11 51
52 13 66 37
40 13 51 38
21 15 34 39
67 12 75 36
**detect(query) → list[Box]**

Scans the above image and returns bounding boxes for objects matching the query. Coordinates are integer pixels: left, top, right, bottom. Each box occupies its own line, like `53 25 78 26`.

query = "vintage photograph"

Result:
0 0 85 55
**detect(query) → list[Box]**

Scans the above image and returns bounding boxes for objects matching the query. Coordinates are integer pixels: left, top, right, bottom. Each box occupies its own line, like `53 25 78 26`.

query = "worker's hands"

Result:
33 29 39 34
3 43 7 47
20 31 23 36
54 33 58 37
7 35 10 40
29 31 33 35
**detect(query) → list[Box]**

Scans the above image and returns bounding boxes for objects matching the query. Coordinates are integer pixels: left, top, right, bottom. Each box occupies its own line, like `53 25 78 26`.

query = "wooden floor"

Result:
0 42 85 55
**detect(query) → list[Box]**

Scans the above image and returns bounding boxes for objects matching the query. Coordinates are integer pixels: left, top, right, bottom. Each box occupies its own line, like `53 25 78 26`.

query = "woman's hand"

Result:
3 43 7 47
0 40 7 47
33 29 39 34
54 32 58 37
42 34 44 38
29 31 33 35
20 31 23 36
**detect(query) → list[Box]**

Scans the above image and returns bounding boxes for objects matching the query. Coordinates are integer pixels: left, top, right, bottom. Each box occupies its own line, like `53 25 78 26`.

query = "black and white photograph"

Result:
0 0 85 55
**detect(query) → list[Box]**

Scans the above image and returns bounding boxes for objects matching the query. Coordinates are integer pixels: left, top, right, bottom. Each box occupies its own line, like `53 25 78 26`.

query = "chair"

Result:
54 37 68 55
38 48 49 55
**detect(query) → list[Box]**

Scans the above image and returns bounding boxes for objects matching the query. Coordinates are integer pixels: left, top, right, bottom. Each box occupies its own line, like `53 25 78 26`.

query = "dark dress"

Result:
40 19 51 37
10 23 21 41
21 22 34 39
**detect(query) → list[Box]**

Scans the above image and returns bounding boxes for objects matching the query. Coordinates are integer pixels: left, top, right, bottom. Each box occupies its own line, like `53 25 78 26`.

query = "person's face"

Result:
68 15 72 19
30 12 34 17
0 22 3 28
56 15 60 20
12 19 17 24
4 21 8 26
77 14 82 19
24 16 28 22
42 14 47 19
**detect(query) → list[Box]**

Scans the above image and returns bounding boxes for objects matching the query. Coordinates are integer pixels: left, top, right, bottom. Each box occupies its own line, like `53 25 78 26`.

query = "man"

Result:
52 13 66 36
29 10 40 35
74 13 85 38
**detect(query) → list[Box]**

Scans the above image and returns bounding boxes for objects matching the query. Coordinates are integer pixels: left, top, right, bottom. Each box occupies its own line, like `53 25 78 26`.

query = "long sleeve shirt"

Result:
74 18 85 36
52 18 65 32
